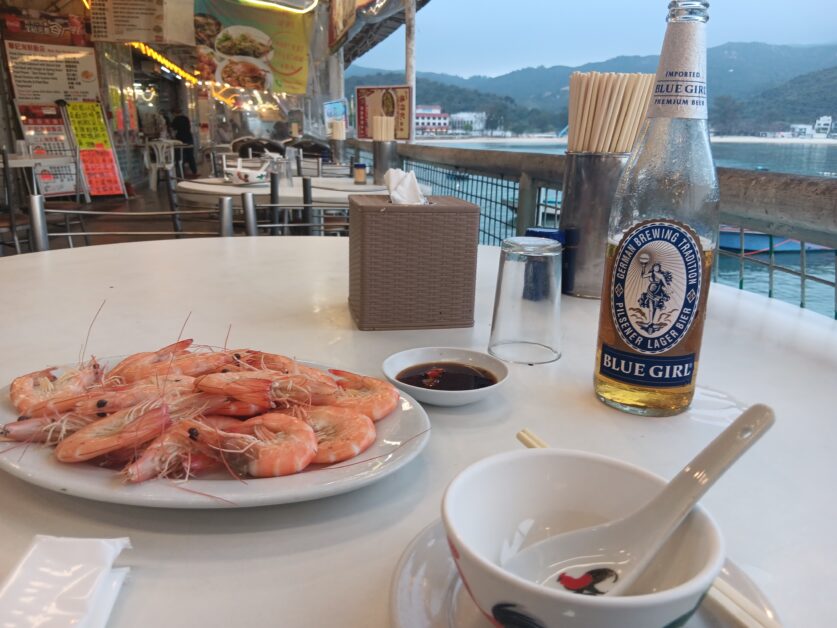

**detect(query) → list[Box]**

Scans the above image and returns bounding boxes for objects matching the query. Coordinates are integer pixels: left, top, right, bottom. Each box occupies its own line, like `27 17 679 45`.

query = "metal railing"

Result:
27 194 234 252
349 139 837 318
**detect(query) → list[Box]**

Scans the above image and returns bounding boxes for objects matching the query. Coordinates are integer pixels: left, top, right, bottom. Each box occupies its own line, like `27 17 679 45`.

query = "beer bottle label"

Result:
600 220 704 388
647 21 707 120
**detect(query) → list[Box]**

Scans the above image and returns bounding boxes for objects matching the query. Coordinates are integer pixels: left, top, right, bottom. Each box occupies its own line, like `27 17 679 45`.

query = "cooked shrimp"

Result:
69 375 196 418
327 369 400 420
237 350 336 384
2 413 98 445
54 402 172 463
211 413 317 477
302 406 376 464
122 419 222 483
11 359 102 417
209 398 271 418
195 371 339 409
106 339 193 383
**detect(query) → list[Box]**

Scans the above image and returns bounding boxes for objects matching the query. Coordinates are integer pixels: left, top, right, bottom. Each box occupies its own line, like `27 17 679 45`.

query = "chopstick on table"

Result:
516 428 549 449
514 428 783 628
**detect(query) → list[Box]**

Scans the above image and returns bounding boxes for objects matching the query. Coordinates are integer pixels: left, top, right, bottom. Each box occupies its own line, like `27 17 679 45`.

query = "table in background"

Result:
176 176 388 208
0 238 834 626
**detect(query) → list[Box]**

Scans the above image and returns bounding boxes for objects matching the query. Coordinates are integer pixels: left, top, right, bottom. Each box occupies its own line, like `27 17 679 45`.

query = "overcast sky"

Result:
355 0 836 76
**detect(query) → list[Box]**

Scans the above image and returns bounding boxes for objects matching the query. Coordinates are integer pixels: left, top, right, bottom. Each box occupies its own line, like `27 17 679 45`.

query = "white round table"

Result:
0 238 834 626
176 176 389 208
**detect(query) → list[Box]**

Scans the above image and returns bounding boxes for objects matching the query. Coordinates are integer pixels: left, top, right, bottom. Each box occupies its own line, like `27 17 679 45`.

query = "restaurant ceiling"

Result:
343 0 431 66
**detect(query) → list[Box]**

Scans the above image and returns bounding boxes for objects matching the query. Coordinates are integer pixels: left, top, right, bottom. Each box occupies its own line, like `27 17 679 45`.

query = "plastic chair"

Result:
144 141 176 191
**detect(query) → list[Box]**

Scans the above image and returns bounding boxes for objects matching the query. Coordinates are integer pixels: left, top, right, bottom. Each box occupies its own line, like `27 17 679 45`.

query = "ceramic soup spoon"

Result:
504 404 774 596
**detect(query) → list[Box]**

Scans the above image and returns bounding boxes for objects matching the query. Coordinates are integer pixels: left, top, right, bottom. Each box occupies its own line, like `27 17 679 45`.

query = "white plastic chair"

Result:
144 141 176 191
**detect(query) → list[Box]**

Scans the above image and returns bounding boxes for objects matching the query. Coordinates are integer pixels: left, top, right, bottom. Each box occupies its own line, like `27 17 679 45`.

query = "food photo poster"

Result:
194 0 313 95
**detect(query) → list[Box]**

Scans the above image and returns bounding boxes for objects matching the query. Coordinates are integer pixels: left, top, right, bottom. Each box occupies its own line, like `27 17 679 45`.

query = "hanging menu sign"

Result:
1 10 99 102
91 0 194 45
15 102 79 197
66 102 125 196
5 41 99 102
355 85 412 140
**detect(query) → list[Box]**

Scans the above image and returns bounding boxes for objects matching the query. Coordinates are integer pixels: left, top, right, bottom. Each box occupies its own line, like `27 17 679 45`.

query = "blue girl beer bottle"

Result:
594 0 719 416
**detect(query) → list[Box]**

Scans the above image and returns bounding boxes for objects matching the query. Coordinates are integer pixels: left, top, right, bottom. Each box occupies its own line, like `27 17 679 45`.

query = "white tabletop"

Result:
176 176 388 207
0 237 835 626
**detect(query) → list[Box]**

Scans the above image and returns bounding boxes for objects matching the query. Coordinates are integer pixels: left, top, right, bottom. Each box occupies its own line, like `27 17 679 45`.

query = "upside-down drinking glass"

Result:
488 237 563 364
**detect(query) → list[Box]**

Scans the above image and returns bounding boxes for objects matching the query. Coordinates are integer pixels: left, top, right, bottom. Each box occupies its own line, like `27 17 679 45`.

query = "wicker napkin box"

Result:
349 195 480 330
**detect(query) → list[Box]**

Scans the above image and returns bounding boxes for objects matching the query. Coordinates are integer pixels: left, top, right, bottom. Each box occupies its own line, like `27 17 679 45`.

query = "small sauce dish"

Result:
382 347 509 407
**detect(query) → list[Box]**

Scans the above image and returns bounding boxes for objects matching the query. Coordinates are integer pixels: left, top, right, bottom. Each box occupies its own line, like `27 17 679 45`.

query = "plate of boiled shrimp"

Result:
0 340 431 508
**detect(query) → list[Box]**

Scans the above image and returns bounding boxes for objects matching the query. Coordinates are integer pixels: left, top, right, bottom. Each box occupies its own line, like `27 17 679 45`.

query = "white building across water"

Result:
450 111 487 135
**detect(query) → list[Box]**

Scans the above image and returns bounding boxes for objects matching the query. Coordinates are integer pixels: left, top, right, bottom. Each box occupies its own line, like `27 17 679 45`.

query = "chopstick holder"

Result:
0 536 131 628
514 429 782 627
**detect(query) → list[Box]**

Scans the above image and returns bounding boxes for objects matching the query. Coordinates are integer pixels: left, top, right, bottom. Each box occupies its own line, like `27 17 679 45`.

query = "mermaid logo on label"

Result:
611 221 703 355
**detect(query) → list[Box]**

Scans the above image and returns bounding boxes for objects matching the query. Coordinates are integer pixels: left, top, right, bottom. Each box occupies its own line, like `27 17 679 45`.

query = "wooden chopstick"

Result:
705 578 783 628
514 429 783 628
516 429 548 450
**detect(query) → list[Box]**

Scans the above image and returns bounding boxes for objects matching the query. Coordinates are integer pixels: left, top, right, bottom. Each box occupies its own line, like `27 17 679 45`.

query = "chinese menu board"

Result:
194 0 312 95
355 86 412 140
91 0 194 45
1 9 99 103
66 102 125 197
16 102 79 197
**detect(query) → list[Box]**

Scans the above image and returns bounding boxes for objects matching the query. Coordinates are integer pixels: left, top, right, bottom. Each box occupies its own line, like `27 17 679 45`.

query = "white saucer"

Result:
391 520 781 628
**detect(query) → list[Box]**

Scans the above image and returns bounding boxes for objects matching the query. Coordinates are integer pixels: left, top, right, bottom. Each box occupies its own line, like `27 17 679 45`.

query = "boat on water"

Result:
719 226 833 253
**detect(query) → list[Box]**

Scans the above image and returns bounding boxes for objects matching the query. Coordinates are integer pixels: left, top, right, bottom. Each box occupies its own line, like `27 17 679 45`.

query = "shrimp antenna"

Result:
162 312 193 394
79 300 106 365
223 324 232 351
177 311 192 342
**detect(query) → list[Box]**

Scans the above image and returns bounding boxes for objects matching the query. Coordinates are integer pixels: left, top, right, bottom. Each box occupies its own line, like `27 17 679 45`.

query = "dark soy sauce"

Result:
396 362 497 391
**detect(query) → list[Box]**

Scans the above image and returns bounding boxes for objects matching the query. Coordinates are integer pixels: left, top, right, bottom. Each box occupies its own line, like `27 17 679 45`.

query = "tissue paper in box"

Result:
349 195 480 330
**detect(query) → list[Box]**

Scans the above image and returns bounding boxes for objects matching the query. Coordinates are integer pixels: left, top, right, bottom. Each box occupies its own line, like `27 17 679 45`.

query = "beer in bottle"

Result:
594 0 719 416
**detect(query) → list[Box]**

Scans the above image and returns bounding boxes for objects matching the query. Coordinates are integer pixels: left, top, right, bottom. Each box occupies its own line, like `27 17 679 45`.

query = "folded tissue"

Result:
384 168 427 205
0 536 131 628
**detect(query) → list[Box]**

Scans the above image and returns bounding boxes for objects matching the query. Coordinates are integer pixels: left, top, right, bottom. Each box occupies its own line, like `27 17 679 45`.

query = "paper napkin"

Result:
0 536 131 628
384 168 427 205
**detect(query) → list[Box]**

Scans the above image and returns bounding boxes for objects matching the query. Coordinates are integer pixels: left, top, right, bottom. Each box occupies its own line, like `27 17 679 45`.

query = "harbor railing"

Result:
349 139 837 319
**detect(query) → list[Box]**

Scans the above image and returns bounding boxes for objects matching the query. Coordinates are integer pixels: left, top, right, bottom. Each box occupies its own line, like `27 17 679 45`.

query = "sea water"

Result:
418 140 836 318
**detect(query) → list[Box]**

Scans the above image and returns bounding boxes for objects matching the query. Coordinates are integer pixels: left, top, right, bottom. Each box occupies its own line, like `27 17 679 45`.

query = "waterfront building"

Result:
450 111 488 135
790 124 815 138
415 105 450 135
813 116 832 138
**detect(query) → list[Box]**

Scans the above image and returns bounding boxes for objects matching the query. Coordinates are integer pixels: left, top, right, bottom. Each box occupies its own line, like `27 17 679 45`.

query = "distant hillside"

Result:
345 72 565 133
741 66 837 128
349 42 837 113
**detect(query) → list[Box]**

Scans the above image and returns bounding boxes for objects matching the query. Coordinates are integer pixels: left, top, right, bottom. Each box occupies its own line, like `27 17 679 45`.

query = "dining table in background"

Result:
175 175 389 208
0 237 834 626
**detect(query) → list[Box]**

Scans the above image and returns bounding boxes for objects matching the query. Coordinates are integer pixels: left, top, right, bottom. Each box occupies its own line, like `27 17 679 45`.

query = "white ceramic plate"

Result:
382 347 509 407
214 25 274 61
391 520 781 628
215 56 273 91
0 361 430 509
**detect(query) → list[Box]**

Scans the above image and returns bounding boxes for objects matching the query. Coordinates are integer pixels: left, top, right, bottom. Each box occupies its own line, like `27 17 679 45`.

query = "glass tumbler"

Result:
488 237 563 364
